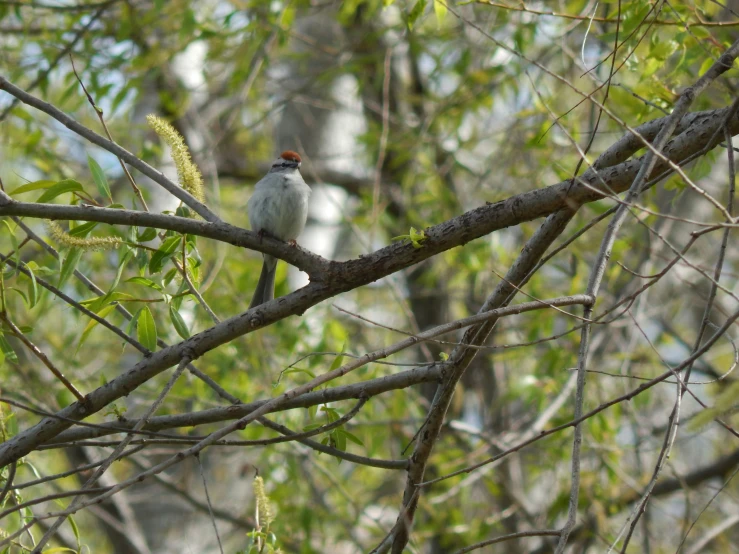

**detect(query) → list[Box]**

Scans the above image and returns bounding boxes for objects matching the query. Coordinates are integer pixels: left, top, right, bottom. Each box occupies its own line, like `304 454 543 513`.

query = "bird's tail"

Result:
249 255 277 309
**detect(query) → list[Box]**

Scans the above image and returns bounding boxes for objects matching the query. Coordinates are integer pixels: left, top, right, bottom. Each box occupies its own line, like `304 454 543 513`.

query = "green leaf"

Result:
149 236 181 274
280 367 316 380
169 304 190 339
25 264 38 308
433 0 446 24
103 402 127 417
69 513 81 547
279 3 296 27
1 324 32 334
37 179 84 203
67 221 98 238
8 180 57 195
698 56 713 78
9 288 27 304
171 291 191 311
5 409 18 437
83 290 112 314
110 87 131 115
409 227 427 248
391 226 428 248
1 220 20 276
137 227 158 242
87 154 113 202
125 308 141 348
59 248 83 288
175 205 191 218
126 276 164 292
333 429 346 451
621 4 652 37
162 268 178 287
341 429 364 446
137 306 157 351
134 246 149 271
407 0 426 29
109 249 133 292
59 80 80 106
329 344 347 371
78 304 117 352
80 292 134 310
0 335 18 364
321 406 340 422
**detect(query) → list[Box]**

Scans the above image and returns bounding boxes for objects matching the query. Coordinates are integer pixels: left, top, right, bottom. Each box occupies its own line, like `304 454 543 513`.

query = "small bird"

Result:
247 150 311 308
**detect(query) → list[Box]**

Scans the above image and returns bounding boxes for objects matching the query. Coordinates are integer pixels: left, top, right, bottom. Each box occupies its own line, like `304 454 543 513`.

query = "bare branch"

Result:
453 529 562 554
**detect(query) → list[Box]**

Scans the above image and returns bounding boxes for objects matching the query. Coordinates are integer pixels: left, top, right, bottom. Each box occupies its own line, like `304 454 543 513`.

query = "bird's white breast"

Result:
247 172 311 241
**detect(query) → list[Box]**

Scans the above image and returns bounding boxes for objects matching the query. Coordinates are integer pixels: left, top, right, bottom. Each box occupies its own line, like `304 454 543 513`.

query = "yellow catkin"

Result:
253 475 274 526
46 221 122 251
145 115 205 205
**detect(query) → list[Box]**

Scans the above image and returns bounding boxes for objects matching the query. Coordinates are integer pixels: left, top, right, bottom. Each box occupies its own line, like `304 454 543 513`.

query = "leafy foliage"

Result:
0 0 738 553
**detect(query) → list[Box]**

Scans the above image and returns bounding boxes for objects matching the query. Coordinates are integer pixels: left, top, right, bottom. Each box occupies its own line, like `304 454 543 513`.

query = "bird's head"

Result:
270 150 302 173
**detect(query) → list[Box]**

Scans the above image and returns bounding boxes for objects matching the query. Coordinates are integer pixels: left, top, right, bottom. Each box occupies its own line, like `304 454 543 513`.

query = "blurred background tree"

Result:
1 0 739 552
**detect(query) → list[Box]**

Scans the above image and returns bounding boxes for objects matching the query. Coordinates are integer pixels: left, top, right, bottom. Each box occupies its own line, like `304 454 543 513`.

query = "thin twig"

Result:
371 47 392 246
195 454 224 554
0 461 16 506
557 30 739 553
34 356 192 551
178 235 219 324
69 54 149 211
477 0 739 27
452 529 562 554
419 305 739 488
12 446 146 490
0 76 217 222
0 3 111 121
613 97 739 554
0 313 85 402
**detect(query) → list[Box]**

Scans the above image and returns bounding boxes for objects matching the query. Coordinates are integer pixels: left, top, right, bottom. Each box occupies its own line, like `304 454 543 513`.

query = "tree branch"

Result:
0 75 218 222
44 363 442 443
40 296 588 446
0 97 737 478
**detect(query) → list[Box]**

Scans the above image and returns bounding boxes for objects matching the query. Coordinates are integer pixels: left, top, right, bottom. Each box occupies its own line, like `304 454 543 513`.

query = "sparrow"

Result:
247 150 311 308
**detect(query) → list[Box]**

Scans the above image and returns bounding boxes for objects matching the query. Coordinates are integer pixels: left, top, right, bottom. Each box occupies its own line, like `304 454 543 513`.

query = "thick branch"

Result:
538 448 739 552
0 104 737 469
0 191 327 276
44 295 589 445
49 363 442 443
2 107 737 287
624 448 739 503
387 209 578 553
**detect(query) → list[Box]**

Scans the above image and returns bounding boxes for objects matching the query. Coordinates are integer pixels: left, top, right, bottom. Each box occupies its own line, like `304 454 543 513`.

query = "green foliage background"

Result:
0 0 738 552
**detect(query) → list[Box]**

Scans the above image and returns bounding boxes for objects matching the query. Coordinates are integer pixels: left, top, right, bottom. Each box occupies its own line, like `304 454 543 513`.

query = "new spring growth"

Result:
145 115 205 206
251 475 283 553
46 220 123 251
392 226 428 249
253 475 274 528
